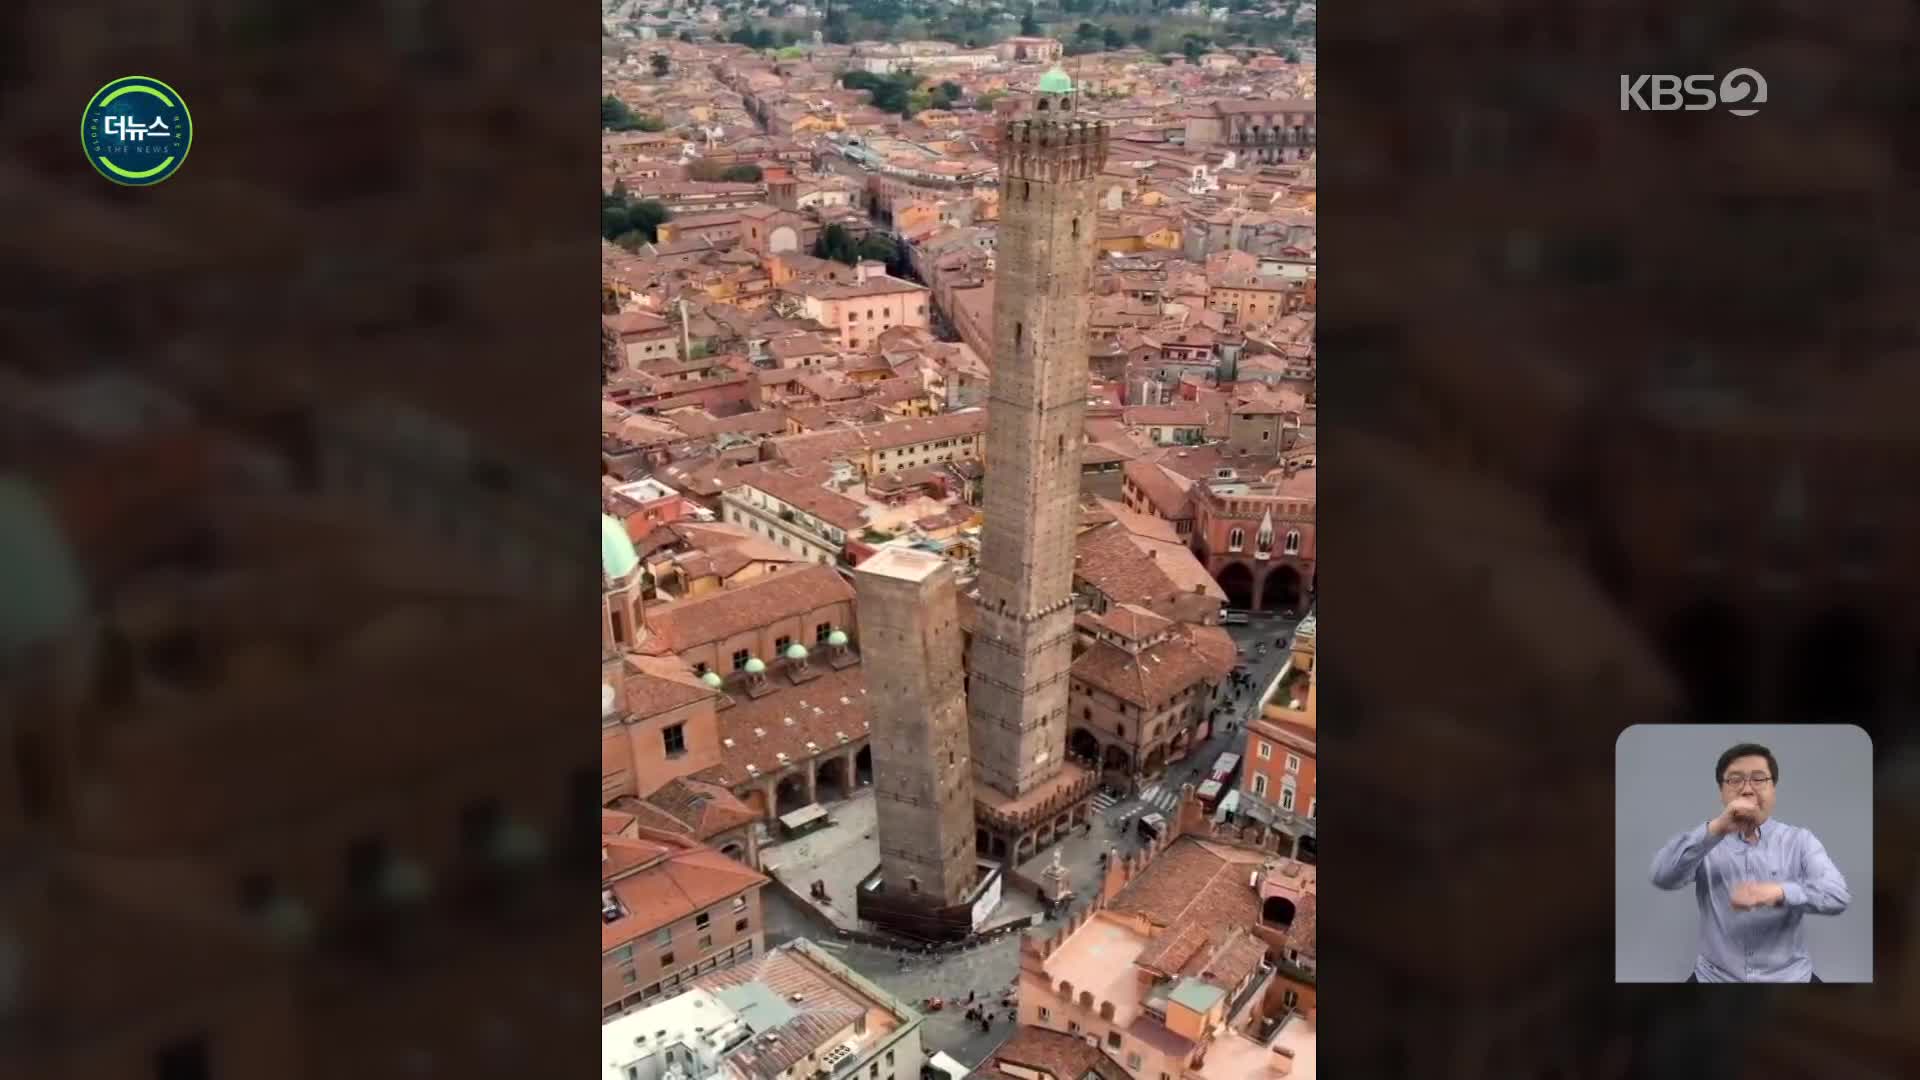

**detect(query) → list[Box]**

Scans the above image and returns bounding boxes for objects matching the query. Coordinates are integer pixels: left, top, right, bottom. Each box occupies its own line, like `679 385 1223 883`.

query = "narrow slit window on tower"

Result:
1071 218 1079 239
1014 322 1023 348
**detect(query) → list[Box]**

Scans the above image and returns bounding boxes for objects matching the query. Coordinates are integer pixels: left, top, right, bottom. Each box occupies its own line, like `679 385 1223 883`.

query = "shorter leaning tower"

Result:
853 548 980 936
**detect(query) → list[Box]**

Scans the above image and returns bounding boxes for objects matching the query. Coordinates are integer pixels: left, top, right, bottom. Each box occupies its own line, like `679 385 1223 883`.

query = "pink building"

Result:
786 266 933 352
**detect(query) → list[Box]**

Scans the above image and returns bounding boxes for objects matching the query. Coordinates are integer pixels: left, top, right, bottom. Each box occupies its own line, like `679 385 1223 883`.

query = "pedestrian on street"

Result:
968 990 976 1004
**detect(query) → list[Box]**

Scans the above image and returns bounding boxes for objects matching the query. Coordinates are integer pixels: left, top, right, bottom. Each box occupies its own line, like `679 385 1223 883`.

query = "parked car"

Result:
1137 812 1167 840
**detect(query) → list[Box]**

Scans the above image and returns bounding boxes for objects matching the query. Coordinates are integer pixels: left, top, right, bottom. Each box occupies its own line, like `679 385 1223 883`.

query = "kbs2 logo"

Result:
1619 69 1766 117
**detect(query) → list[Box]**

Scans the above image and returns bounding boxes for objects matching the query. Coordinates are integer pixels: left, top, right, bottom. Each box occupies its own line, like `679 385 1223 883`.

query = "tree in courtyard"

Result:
650 52 671 77
813 223 859 265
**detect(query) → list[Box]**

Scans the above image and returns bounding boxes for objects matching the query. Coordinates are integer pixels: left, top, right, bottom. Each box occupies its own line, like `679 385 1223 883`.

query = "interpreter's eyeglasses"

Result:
1721 774 1774 790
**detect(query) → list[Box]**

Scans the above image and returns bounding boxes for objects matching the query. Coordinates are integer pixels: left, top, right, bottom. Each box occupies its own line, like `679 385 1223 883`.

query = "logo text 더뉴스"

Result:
82 75 193 186
1620 69 1766 117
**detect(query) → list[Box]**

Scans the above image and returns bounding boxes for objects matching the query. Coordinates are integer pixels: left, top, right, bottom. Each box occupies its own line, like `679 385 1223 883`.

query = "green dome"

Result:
784 643 808 661
827 629 848 647
602 514 639 580
1037 66 1074 94
744 657 766 674
701 671 724 688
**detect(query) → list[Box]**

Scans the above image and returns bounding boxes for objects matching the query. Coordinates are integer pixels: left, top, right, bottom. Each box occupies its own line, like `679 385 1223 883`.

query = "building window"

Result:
732 894 749 913
699 934 713 949
886 1050 895 1066
1284 529 1301 554
1068 1021 1080 1034
655 927 672 947
659 951 674 967
1283 989 1300 1009
663 723 687 757
1107 1032 1122 1049
692 661 709 677
1039 1007 1051 1021
610 609 627 643
1228 528 1244 552
737 917 750 932
816 622 833 643
610 944 635 965
1253 773 1268 797
732 648 751 671
695 912 710 930
1128 1053 1144 1070
1258 741 1273 760
1285 753 1300 773
774 635 791 654
1307 797 1316 818
855 1015 867 1035
1281 786 1295 811
623 970 637 984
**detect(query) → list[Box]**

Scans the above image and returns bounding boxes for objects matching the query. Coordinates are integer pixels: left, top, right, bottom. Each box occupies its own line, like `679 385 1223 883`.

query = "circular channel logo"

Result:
82 76 192 186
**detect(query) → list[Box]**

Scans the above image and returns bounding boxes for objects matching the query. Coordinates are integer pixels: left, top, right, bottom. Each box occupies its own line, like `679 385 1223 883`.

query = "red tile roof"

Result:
602 838 767 953
645 563 854 653
970 1027 1133 1080
698 662 870 784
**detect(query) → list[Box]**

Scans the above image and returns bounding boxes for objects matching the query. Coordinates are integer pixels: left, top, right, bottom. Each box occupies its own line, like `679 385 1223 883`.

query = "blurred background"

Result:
0 1 601 1077
3 0 1918 1078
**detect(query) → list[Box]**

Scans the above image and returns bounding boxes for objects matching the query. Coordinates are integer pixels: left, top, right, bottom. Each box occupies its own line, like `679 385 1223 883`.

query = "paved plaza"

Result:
759 785 882 930
752 612 1305 1064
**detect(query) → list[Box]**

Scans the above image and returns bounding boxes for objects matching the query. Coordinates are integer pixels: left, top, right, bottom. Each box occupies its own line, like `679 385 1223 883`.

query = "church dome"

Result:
827 629 848 647
701 671 724 688
1037 66 1074 94
744 657 766 674
602 513 639 581
785 643 808 661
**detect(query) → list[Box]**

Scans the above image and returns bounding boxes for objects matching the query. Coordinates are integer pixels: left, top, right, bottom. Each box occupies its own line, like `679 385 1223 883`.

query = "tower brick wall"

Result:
968 89 1110 801
854 548 978 904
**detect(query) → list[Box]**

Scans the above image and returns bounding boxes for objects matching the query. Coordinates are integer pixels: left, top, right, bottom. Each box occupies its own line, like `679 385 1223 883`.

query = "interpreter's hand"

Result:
1710 796 1761 837
1730 881 1786 911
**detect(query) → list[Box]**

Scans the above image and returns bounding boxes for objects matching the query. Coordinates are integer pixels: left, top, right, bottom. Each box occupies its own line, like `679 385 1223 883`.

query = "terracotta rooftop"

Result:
1122 459 1195 518
726 461 872 532
645 563 854 654
641 777 761 841
602 835 768 954
1081 602 1173 644
1074 519 1228 614
698 662 870 784
618 653 715 720
1109 836 1268 934
969 1027 1133 1080
765 410 987 467
1072 622 1235 709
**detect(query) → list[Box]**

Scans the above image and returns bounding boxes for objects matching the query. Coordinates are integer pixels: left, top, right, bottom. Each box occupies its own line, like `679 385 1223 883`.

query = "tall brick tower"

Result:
968 67 1107 859
855 548 979 910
